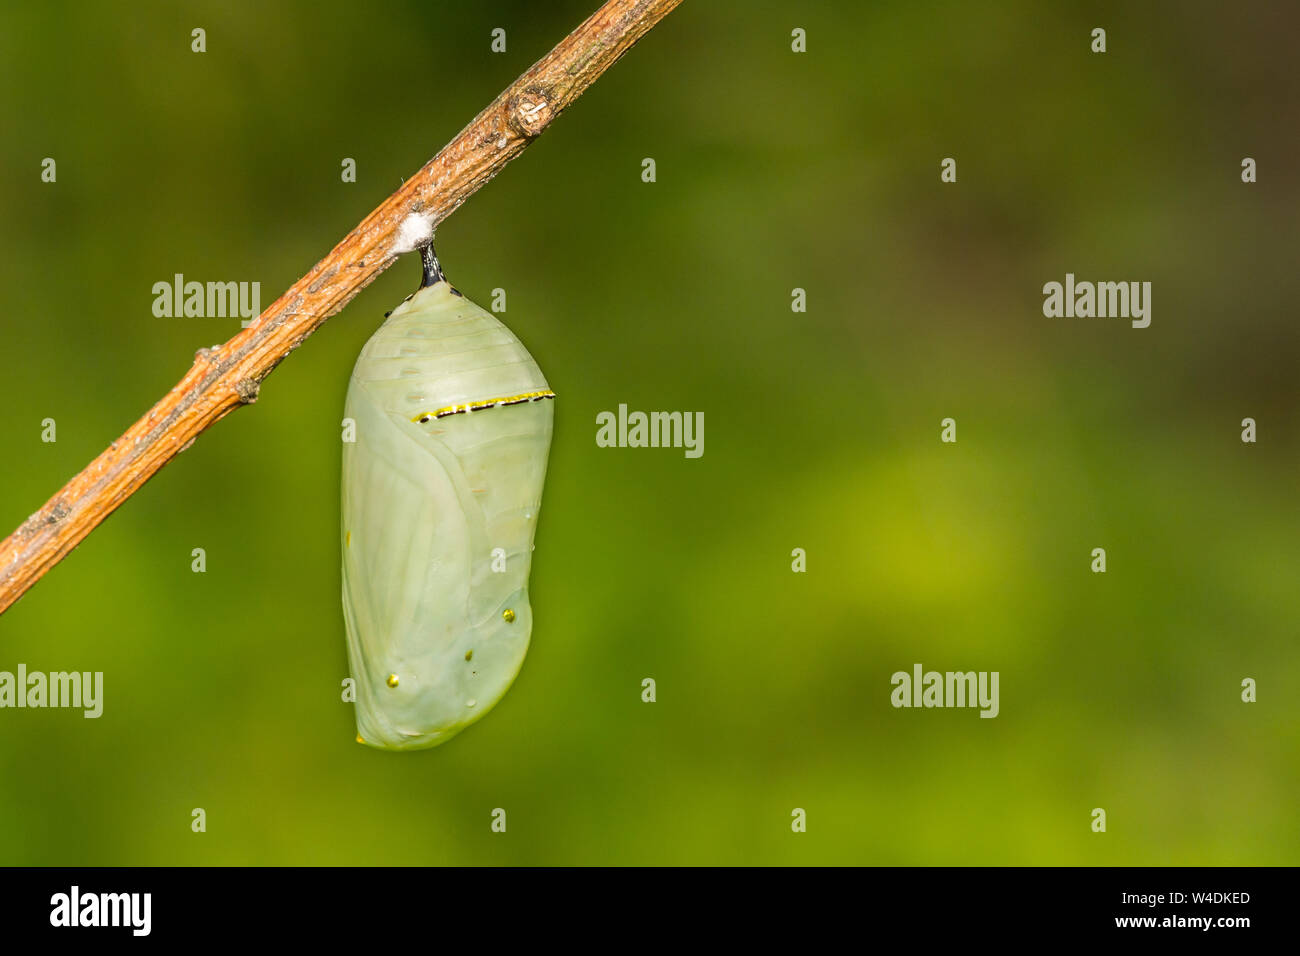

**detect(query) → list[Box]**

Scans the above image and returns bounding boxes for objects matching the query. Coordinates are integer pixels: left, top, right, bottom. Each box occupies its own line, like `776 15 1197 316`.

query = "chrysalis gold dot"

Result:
502 608 515 623
356 734 365 744
386 673 399 688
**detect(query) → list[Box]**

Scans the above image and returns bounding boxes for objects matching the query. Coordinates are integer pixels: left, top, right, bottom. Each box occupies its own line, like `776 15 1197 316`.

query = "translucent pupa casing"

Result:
341 279 553 750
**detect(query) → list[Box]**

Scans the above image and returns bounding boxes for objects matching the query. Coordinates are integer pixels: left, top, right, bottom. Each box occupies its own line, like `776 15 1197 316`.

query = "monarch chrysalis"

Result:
341 245 554 751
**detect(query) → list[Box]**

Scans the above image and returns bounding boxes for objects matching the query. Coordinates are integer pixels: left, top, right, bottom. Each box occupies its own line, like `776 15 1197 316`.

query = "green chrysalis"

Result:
341 245 554 750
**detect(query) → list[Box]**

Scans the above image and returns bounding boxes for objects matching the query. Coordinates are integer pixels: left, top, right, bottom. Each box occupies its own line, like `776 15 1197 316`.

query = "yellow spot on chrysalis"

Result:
386 673 399 688
465 649 473 661
356 734 365 744
502 609 515 623
346 531 351 547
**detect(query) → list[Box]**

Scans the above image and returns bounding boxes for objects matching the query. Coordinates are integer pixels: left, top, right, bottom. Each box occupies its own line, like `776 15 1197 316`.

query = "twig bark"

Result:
0 0 683 615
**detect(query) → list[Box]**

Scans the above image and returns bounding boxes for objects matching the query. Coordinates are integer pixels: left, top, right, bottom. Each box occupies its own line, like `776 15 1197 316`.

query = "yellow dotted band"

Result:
412 389 556 424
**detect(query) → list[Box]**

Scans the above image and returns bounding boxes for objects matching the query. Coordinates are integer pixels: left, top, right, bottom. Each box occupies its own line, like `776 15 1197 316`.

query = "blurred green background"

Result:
1 0 1297 865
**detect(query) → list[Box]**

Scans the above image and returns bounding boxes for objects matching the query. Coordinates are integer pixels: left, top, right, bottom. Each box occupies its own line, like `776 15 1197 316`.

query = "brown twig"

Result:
0 0 684 615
